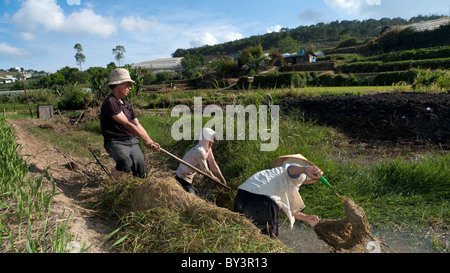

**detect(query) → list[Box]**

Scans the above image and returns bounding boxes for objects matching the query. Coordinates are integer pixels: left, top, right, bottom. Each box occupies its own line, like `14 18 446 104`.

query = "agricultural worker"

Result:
100 68 160 179
234 163 323 238
175 128 227 195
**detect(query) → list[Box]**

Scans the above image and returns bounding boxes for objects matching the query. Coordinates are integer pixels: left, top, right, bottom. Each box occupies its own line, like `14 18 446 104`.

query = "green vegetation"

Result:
0 117 86 252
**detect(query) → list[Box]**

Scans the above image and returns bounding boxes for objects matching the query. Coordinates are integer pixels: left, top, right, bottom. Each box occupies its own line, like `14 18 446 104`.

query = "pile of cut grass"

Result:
99 173 286 253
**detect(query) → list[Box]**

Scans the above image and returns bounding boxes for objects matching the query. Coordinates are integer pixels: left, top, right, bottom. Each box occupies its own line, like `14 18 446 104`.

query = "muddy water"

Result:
278 222 447 253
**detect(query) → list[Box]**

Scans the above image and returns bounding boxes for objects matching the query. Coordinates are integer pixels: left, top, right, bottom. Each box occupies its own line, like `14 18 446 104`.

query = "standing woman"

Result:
100 68 160 178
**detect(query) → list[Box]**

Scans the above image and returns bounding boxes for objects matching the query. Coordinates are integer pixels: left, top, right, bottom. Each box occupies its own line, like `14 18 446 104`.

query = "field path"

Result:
7 118 115 253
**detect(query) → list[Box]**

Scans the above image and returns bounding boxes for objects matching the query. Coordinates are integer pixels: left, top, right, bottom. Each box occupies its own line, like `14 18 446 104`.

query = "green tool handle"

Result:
319 176 331 187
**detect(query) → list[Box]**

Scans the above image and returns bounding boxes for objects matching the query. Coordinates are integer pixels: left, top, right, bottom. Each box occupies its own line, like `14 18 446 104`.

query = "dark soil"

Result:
279 92 450 149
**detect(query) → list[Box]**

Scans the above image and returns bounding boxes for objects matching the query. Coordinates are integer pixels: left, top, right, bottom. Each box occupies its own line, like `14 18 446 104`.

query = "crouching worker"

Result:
234 163 323 238
100 68 160 179
175 128 227 195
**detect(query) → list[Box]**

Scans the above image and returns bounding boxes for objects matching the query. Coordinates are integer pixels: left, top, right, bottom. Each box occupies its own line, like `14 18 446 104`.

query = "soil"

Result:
279 92 450 149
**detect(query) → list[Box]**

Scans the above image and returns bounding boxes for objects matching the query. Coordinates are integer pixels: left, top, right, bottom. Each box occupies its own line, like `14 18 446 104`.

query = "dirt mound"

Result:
279 92 450 148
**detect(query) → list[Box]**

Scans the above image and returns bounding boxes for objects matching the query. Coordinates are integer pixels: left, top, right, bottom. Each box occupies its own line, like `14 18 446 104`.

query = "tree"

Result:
181 53 204 79
210 57 236 77
112 45 126 67
74 43 86 71
172 48 187 57
238 44 266 72
277 36 299 53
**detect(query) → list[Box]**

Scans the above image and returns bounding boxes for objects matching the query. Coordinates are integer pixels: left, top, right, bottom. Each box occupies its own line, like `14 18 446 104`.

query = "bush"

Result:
237 72 307 89
336 37 360 49
58 84 92 110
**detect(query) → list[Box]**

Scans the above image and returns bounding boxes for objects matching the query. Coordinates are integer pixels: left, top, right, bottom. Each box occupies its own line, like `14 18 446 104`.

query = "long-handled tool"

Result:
318 175 341 197
157 147 231 191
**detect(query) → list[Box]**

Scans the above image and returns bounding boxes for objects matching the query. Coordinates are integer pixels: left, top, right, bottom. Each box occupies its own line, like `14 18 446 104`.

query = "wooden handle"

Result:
158 147 231 191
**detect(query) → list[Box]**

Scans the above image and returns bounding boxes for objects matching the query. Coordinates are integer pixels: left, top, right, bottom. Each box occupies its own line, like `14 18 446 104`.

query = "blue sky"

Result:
1 0 448 72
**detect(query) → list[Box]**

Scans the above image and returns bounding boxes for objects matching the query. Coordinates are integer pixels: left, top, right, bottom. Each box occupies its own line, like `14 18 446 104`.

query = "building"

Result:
0 74 16 84
379 17 450 36
282 50 317 65
131 57 183 73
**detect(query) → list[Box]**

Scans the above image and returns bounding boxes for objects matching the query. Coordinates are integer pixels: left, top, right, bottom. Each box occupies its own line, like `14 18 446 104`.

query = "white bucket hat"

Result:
107 68 136 86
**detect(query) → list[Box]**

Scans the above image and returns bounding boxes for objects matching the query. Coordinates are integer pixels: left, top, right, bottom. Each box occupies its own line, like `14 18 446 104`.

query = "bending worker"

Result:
234 163 323 238
175 128 227 195
100 68 160 178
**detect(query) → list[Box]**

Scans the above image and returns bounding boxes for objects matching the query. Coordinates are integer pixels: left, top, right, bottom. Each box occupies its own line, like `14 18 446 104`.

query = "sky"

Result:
1 0 449 73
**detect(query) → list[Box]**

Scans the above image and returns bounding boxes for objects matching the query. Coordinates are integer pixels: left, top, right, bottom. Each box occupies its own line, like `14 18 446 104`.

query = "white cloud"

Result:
63 9 116 37
19 32 35 41
222 31 243 42
266 24 283 33
190 32 218 47
324 0 385 17
11 0 65 31
324 0 363 15
11 0 116 37
189 27 243 48
120 16 157 32
0 42 29 57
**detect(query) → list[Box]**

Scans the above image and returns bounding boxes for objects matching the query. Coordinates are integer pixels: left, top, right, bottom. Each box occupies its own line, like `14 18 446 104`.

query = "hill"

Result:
172 15 447 58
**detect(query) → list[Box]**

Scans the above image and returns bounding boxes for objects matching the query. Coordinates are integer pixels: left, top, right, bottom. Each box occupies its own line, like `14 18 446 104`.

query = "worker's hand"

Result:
305 166 323 180
294 212 320 227
221 178 228 185
149 142 160 152
304 215 320 227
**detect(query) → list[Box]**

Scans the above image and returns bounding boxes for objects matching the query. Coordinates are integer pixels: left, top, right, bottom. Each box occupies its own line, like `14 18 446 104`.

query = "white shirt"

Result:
238 164 308 228
176 128 215 183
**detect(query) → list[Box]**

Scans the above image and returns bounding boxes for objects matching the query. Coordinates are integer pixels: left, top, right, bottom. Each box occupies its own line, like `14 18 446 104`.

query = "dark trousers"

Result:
104 138 147 178
175 175 197 195
234 189 280 238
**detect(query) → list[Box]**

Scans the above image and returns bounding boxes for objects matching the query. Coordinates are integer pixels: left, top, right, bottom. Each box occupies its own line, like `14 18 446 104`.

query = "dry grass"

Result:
102 172 287 253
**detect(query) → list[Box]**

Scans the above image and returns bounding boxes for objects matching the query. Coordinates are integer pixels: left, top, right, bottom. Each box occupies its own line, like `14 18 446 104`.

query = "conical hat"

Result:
272 154 316 168
272 154 319 184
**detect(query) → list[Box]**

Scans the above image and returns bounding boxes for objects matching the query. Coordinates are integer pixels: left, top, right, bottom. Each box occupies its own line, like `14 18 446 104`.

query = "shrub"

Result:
58 84 92 110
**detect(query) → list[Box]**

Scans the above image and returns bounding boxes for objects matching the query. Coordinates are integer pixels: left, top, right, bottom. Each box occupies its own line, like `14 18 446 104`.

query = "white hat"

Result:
107 68 136 86
199 128 216 142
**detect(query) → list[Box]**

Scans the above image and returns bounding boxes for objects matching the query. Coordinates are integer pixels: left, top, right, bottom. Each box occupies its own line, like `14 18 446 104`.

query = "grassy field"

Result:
2 86 449 252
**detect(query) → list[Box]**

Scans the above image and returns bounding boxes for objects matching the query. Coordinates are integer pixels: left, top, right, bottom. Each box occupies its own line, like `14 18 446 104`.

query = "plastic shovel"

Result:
318 176 341 197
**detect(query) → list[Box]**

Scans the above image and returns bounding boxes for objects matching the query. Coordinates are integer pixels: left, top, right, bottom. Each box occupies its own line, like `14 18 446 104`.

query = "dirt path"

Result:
7 118 114 253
